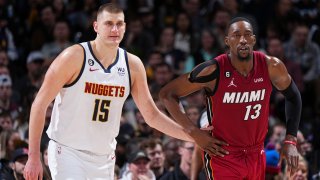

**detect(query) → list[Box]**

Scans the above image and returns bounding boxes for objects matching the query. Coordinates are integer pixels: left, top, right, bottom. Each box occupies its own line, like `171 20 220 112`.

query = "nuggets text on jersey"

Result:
84 82 125 97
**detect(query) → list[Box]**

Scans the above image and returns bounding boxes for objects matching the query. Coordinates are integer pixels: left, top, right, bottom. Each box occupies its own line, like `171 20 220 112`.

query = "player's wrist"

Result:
28 151 41 160
283 140 297 146
184 126 196 137
185 125 200 138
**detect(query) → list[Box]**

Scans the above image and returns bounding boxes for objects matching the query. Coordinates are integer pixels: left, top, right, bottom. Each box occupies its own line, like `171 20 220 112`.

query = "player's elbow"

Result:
159 86 177 104
158 88 167 103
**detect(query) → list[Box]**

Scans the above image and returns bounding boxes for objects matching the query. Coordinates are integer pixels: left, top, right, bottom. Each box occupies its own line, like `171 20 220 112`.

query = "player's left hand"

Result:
279 143 299 177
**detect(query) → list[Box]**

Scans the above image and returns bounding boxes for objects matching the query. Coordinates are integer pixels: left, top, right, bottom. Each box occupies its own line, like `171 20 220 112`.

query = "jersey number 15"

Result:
92 99 111 122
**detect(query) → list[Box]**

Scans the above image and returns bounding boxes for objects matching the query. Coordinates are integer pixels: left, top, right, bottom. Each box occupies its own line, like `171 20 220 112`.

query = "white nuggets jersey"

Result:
47 42 131 155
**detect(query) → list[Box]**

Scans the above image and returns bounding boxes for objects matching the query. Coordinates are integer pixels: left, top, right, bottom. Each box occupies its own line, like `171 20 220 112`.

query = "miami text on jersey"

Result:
84 82 125 97
223 89 266 103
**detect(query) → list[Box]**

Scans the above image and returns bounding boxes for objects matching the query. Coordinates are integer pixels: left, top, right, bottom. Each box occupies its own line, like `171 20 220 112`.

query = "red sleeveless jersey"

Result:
208 51 272 147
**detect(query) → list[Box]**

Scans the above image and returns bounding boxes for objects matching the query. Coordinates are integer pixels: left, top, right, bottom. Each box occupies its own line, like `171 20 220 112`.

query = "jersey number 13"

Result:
244 104 261 120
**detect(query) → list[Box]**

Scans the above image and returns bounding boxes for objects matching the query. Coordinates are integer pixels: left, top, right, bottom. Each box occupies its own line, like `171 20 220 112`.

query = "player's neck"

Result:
91 40 118 65
229 54 253 77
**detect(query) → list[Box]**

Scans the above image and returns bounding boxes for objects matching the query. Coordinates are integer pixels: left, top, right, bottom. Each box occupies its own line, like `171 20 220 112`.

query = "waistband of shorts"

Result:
224 143 264 153
50 139 114 157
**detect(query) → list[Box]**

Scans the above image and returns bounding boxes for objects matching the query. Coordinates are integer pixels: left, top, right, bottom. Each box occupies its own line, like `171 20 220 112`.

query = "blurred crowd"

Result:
0 0 319 179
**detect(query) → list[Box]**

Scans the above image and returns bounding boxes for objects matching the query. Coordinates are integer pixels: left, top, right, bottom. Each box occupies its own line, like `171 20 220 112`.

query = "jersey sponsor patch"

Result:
88 59 94 66
89 68 99 72
254 78 263 83
116 67 126 76
225 71 231 78
227 78 237 87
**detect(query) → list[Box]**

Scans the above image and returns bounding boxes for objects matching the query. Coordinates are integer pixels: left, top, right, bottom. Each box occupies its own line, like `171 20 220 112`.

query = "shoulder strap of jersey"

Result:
188 59 219 83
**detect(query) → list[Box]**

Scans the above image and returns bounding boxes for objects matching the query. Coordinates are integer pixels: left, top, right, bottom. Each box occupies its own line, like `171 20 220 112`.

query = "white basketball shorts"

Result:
48 140 116 180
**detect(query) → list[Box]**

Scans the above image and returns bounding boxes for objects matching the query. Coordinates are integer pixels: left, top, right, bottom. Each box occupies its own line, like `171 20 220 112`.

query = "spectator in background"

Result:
184 29 223 72
52 0 67 20
297 131 312 157
156 0 182 28
140 138 167 179
40 142 51 180
115 134 130 169
134 109 154 138
0 50 9 66
267 37 304 92
218 0 259 38
182 90 206 112
149 62 174 99
185 105 200 126
284 24 320 83
174 11 194 54
265 149 283 180
11 148 28 180
284 23 320 130
29 5 56 50
0 74 20 119
67 0 99 34
0 157 15 179
266 0 300 41
41 20 73 65
0 64 10 75
138 7 159 43
123 17 154 61
14 51 44 108
0 10 18 61
119 137 145 178
0 129 21 160
160 141 195 180
163 138 180 171
155 27 186 75
266 123 286 152
146 50 164 81
209 8 231 50
0 109 13 131
181 0 205 33
121 150 156 180
114 164 120 180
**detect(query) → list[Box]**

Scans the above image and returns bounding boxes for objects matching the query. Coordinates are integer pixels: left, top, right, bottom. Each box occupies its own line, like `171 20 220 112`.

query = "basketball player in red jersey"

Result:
160 17 301 179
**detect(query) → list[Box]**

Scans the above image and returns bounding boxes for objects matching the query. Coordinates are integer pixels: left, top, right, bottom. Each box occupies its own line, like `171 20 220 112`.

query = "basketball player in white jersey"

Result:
23 3 196 180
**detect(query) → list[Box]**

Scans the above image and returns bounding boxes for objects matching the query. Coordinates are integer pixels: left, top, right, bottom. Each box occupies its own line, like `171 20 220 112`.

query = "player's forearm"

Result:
147 111 194 142
280 80 302 137
28 103 47 160
159 90 199 137
191 145 204 180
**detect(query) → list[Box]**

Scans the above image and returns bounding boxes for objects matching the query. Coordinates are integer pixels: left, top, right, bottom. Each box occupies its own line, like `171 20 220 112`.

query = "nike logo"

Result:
89 68 99 72
111 156 116 160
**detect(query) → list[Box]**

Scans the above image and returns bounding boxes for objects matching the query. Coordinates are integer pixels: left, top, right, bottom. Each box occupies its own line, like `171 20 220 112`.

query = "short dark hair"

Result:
226 17 252 34
0 109 11 118
154 62 172 72
140 138 163 151
97 3 123 17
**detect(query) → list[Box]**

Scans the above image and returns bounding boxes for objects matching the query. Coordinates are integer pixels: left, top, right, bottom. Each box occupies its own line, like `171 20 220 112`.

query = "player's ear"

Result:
225 36 229 47
93 21 98 33
252 35 256 46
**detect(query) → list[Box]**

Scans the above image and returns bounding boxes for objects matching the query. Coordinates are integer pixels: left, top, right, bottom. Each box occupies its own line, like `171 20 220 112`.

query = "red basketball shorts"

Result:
203 143 266 180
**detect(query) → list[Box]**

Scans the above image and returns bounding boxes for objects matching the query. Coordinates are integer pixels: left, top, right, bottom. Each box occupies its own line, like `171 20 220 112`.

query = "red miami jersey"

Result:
208 51 272 147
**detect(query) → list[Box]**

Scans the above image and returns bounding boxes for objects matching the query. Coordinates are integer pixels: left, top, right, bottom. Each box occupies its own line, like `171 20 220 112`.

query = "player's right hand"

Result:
24 157 43 180
192 127 229 157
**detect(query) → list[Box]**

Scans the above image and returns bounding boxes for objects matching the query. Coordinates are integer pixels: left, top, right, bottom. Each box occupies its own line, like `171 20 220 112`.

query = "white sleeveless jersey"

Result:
47 42 131 155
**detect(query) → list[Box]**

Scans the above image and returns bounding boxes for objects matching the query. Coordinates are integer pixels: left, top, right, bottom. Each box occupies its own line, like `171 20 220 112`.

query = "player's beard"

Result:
237 51 252 62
